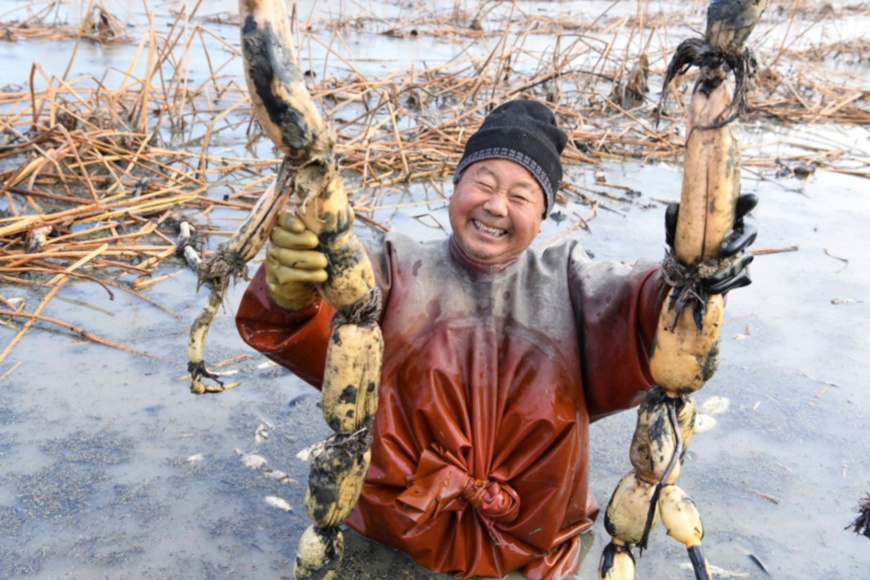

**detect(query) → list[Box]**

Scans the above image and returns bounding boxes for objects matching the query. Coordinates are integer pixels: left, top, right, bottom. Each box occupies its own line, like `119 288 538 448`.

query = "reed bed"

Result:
0 0 867 360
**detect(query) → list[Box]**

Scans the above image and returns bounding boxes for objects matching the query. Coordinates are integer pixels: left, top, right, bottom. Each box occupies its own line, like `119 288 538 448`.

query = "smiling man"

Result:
447 99 565 268
235 100 747 579
449 158 545 267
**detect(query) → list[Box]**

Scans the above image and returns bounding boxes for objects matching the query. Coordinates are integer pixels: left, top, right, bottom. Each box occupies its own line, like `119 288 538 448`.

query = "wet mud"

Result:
1 155 867 579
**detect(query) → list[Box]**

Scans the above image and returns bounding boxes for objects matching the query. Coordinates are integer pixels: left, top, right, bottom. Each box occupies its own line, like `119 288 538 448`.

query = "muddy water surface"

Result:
4 157 869 580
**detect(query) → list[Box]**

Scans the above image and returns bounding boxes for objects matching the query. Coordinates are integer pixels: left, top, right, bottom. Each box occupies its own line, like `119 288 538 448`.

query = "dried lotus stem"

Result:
187 160 293 394
847 491 870 540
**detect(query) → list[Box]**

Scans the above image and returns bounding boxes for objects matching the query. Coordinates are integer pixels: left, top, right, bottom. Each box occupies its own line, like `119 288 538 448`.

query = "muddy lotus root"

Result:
293 525 344 580
321 323 384 433
598 2 764 577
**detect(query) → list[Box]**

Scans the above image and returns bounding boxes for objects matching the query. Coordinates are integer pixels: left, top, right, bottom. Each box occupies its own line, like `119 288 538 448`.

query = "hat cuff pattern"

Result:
453 147 556 215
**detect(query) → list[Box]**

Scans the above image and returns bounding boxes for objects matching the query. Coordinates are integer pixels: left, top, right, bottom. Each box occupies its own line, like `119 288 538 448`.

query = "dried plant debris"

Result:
847 491 870 539
0 0 867 364
82 3 125 40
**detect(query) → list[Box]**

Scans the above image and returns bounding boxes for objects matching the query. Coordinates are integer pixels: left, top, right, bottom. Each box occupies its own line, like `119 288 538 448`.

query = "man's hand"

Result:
265 212 328 309
665 193 758 294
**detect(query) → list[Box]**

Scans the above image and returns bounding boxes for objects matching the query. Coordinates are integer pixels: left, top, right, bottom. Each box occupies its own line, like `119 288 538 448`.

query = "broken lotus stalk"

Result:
598 1 765 578
657 0 767 129
188 170 293 394
847 491 870 540
186 0 336 395
193 1 383 578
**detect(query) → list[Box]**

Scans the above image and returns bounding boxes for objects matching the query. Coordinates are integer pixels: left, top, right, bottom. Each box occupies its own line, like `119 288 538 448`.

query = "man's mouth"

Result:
472 219 507 237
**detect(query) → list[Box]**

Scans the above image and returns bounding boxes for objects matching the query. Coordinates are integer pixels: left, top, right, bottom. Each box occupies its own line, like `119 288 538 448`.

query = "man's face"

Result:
448 158 546 267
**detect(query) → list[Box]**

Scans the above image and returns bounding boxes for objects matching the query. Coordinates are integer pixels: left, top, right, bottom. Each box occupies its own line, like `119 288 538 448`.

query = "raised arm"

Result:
236 264 335 388
570 255 665 421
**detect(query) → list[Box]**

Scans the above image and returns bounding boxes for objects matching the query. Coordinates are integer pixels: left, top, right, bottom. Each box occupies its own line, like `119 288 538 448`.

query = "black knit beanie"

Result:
454 99 567 215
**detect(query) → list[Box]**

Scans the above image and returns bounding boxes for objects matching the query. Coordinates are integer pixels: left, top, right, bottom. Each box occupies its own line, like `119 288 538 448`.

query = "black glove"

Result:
665 193 758 295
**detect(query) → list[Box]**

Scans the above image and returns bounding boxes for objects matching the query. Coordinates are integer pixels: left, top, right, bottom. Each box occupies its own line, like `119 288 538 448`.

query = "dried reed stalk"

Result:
0 0 866 361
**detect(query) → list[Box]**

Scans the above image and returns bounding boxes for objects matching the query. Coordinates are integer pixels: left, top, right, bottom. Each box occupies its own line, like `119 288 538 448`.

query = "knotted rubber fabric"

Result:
396 446 522 525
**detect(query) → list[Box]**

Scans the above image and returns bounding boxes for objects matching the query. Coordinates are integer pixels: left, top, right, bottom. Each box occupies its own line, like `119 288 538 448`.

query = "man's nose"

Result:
482 194 508 216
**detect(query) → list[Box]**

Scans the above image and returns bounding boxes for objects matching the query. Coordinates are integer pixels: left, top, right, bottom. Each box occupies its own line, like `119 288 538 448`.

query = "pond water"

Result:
0 1 868 579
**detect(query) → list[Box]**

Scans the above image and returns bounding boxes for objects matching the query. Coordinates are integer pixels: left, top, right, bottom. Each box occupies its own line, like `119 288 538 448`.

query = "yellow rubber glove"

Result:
264 212 328 310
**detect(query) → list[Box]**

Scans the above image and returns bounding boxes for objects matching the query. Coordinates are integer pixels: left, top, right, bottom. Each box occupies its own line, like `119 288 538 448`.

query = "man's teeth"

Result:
474 220 506 236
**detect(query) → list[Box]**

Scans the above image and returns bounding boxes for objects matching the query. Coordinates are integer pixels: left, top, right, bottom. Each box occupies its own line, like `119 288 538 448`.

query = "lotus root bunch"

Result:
598 2 766 578
186 1 387 577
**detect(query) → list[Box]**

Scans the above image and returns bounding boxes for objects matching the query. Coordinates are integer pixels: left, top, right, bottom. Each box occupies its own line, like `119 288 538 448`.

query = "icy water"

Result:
1 1 869 579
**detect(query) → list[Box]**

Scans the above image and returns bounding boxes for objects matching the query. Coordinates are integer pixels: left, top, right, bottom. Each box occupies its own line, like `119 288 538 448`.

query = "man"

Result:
236 99 753 579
